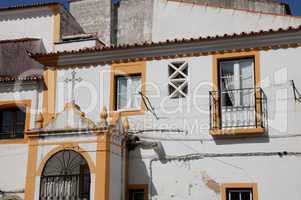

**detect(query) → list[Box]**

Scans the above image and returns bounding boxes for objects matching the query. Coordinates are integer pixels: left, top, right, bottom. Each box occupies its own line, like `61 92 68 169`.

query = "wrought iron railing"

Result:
209 88 267 130
40 174 90 200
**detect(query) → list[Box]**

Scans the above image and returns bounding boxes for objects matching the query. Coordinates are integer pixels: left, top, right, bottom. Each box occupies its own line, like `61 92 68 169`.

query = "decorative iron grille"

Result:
39 150 90 200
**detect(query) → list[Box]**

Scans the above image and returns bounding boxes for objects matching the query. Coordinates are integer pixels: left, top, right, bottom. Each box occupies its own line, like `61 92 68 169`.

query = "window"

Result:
210 52 267 135
110 62 146 116
168 61 188 98
128 185 148 200
221 183 258 200
0 107 26 139
219 58 257 128
226 188 253 200
116 75 141 111
219 58 255 107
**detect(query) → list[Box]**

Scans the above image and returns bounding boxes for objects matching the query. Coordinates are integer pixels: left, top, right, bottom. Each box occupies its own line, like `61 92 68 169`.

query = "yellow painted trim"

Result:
0 99 31 142
210 127 265 136
24 138 38 200
48 4 61 43
0 138 28 144
221 183 258 200
95 134 111 200
37 140 97 146
128 184 148 200
211 51 264 135
42 68 57 126
41 4 60 123
110 61 146 116
36 144 96 176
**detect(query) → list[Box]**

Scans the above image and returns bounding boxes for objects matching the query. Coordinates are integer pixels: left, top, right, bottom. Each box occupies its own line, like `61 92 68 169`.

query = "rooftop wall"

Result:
173 0 290 14
69 0 111 45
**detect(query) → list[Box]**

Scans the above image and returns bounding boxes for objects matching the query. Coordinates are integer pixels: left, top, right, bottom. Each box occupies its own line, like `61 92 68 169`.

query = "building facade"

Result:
69 0 291 45
0 1 301 200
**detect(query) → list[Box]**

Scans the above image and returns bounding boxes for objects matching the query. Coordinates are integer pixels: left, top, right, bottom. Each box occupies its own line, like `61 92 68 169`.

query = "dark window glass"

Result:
128 189 145 200
226 188 252 200
0 107 26 139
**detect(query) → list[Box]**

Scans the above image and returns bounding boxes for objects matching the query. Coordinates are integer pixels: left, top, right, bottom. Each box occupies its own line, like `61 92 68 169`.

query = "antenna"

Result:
290 80 301 103
139 91 159 120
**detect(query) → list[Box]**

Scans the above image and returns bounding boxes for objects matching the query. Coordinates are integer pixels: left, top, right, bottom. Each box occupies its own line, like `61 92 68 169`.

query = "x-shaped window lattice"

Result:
168 61 188 98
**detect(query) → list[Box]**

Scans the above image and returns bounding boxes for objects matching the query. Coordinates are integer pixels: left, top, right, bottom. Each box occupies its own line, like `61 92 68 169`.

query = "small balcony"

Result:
209 88 267 136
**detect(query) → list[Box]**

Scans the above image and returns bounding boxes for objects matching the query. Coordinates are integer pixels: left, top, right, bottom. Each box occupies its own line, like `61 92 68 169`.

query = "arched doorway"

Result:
39 150 91 200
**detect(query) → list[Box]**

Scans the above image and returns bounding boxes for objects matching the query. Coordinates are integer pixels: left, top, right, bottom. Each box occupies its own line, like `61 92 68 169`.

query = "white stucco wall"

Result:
127 47 301 200
152 0 301 42
0 144 28 195
0 83 42 198
56 65 102 122
109 144 124 200
0 7 54 52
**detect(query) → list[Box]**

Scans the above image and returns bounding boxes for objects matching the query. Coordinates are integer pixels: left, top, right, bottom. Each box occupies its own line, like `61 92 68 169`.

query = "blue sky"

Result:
0 0 300 15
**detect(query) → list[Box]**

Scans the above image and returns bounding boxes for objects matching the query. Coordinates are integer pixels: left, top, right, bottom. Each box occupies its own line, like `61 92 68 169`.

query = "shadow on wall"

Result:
128 148 158 198
0 80 43 93
213 132 270 145
0 195 23 200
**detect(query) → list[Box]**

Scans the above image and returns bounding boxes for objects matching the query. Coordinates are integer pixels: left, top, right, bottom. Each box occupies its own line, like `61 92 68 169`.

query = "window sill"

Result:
0 137 27 144
210 127 265 137
117 109 145 116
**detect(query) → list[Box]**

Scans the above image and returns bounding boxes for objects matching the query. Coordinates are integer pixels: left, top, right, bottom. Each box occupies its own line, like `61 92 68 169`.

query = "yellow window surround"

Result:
211 51 265 136
110 61 146 116
221 183 258 200
0 99 31 144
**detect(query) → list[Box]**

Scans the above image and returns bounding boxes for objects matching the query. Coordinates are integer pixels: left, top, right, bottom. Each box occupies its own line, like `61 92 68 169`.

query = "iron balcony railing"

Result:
209 88 267 130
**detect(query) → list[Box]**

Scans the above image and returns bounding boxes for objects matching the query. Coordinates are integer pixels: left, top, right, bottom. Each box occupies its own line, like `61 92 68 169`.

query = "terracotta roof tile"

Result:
32 24 301 59
0 38 45 80
0 75 43 83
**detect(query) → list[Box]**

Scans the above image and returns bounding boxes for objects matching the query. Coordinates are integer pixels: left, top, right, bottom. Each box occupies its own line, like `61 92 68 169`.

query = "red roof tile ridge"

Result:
0 74 43 82
32 24 301 57
0 38 41 43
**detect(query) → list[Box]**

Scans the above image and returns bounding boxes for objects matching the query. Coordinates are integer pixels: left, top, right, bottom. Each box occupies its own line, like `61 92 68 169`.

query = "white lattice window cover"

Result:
168 61 188 98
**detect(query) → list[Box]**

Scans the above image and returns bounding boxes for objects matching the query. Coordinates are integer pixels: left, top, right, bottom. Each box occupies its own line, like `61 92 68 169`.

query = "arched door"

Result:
39 150 91 200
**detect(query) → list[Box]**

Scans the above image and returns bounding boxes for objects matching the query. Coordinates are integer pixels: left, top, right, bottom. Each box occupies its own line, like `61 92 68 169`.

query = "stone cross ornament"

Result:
64 70 82 103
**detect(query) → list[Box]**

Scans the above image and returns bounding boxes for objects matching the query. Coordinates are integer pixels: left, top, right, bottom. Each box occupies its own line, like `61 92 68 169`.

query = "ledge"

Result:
0 138 28 144
210 127 266 137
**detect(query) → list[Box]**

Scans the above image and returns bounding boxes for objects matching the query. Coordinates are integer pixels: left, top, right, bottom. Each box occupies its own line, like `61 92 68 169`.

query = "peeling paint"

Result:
201 171 220 193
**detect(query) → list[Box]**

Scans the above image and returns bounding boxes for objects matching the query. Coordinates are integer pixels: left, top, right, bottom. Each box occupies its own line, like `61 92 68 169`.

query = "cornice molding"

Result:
34 28 301 67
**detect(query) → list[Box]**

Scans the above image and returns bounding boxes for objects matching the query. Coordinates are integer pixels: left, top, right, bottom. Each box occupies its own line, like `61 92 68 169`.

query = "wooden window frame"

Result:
110 62 146 116
211 51 265 136
128 184 148 200
221 183 258 200
0 100 31 144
